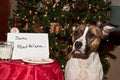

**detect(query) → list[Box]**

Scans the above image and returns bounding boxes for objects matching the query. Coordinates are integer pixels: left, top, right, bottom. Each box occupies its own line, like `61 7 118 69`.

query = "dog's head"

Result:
67 23 116 59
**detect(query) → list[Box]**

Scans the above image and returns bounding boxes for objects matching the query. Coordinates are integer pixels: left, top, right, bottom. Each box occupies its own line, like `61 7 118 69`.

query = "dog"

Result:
65 24 116 80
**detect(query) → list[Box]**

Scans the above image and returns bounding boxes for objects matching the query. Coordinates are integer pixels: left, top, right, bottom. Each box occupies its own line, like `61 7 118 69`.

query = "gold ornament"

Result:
77 17 80 20
22 18 25 20
61 14 65 17
35 12 38 14
16 14 19 16
45 6 48 10
54 23 62 35
29 11 32 15
24 16 26 18
49 22 62 34
94 16 96 19
89 4 91 9
44 14 47 17
32 24 44 33
55 42 58 45
25 19 28 21
61 65 64 68
32 21 35 24
94 9 97 12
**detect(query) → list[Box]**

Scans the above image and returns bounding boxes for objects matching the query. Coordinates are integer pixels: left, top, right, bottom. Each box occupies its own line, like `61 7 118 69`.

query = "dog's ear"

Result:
100 23 118 36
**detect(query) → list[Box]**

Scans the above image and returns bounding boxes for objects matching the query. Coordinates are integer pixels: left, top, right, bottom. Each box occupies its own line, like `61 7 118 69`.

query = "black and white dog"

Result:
65 24 116 80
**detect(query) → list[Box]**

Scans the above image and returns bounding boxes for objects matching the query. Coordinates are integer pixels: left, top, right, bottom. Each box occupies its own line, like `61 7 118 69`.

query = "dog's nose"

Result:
75 41 82 49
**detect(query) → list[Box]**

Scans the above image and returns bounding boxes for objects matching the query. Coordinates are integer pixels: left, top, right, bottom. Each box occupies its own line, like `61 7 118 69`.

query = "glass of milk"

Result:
0 41 14 61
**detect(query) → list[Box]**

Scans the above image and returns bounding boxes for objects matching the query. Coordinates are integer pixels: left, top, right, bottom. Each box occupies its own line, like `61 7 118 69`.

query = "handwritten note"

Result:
7 33 49 59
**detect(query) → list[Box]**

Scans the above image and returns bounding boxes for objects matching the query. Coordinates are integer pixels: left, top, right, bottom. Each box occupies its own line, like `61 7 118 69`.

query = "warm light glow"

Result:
94 9 98 12
61 65 64 68
77 17 80 20
22 18 25 20
89 4 91 9
61 15 65 17
25 19 28 21
55 42 58 45
99 16 101 19
16 14 19 16
35 12 38 14
29 11 32 15
94 16 96 19
46 6 48 10
32 21 35 23
44 14 47 17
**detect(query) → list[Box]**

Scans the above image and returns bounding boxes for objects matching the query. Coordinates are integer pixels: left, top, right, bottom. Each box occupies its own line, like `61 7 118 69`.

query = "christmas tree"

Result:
9 0 116 79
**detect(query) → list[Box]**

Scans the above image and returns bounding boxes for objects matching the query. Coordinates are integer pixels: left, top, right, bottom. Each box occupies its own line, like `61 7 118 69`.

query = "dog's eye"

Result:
88 33 95 38
74 31 79 36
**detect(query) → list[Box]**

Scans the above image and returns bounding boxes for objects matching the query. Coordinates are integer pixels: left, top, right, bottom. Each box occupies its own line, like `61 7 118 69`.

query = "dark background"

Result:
0 1 9 41
109 28 120 45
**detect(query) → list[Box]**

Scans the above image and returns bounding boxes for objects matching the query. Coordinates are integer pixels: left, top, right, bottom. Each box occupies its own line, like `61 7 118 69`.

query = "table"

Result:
0 59 64 80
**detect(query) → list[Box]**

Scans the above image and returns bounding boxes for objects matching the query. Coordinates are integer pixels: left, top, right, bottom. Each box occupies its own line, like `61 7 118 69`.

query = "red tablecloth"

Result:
0 59 64 80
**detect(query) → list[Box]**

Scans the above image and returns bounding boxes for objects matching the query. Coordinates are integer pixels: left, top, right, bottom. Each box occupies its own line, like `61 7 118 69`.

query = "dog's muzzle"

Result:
72 41 89 59
72 50 89 59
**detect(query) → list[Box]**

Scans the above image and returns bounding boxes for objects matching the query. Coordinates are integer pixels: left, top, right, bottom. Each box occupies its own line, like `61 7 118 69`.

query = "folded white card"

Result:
7 33 49 59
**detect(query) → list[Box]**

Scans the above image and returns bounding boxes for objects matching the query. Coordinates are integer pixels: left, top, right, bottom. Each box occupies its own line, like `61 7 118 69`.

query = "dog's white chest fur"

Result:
65 52 103 80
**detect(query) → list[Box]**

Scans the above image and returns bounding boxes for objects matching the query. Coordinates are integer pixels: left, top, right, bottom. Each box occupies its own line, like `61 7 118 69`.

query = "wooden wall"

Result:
0 0 10 41
107 46 120 80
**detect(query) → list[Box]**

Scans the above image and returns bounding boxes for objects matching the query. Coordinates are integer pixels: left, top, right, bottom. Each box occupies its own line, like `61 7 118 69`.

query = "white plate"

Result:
22 57 54 64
